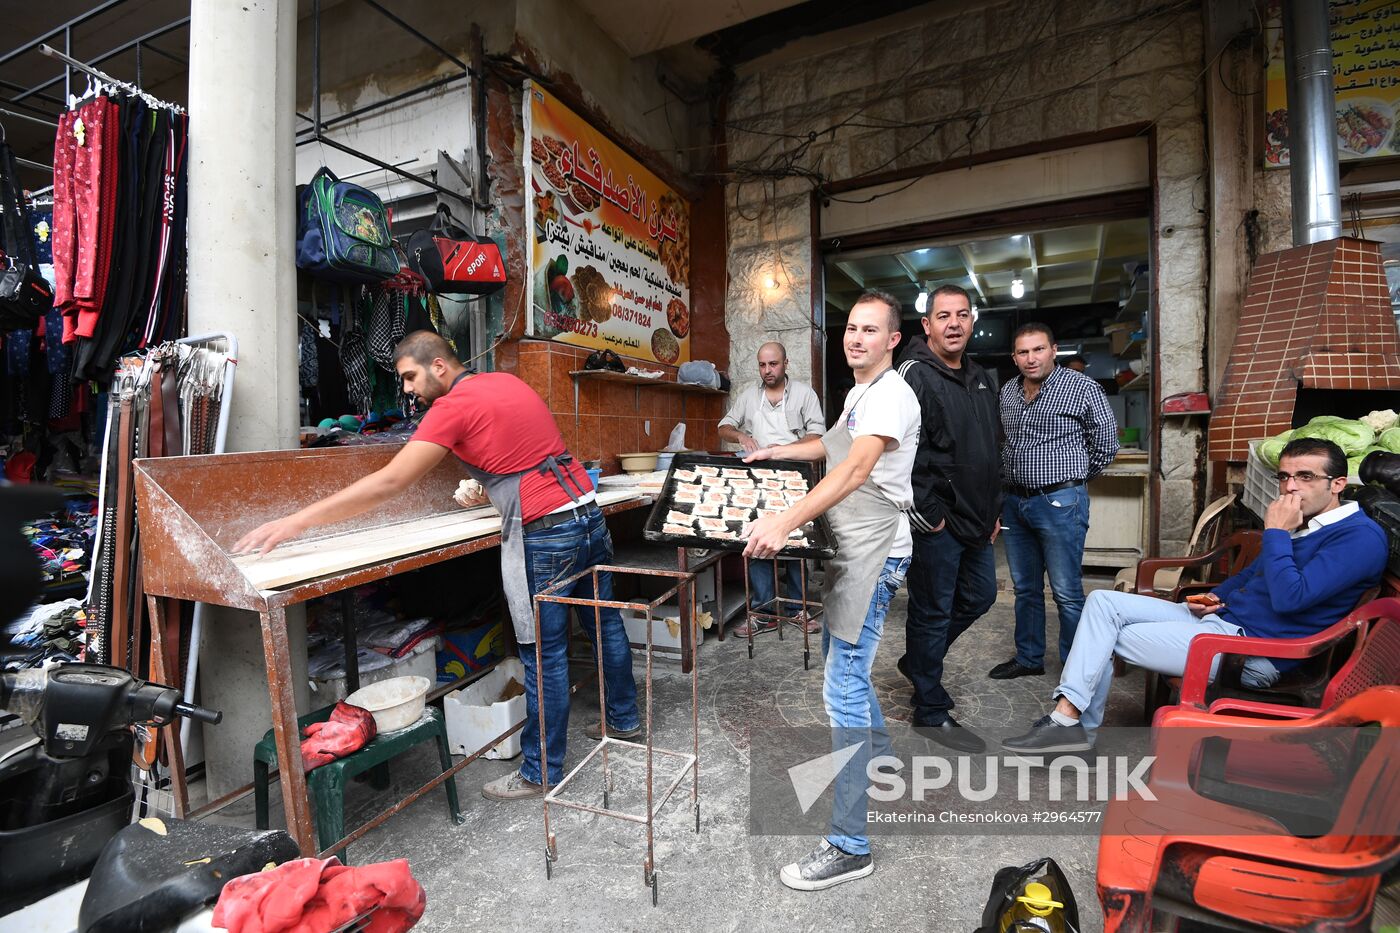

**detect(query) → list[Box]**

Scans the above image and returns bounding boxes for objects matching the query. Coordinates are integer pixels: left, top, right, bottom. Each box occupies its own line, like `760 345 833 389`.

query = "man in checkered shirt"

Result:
992 322 1118 681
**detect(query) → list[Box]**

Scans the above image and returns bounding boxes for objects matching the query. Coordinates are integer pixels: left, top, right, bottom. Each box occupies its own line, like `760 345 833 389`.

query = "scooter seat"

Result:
78 818 300 933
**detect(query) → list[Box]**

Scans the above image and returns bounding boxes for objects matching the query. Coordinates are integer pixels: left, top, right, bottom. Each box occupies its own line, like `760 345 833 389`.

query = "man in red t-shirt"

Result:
234 331 640 801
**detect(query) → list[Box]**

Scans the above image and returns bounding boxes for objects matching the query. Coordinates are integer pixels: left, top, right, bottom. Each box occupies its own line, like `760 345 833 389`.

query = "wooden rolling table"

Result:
133 444 648 856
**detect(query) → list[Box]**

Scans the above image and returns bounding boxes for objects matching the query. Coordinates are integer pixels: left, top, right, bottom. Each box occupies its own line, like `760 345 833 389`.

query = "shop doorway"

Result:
820 216 1153 455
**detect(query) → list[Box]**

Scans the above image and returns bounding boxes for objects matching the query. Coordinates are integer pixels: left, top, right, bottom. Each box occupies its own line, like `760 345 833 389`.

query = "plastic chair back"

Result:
1325 608 1400 708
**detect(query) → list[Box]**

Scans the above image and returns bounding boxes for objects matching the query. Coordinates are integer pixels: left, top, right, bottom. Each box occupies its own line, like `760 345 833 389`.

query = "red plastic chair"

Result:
1143 585 1383 721
1171 597 1400 721
1098 685 1400 932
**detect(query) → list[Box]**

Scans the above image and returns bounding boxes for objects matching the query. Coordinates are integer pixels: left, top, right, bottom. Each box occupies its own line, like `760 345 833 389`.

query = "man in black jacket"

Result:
895 284 1001 753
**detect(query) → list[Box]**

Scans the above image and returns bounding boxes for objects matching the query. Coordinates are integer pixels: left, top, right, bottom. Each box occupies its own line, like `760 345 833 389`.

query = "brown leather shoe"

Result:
584 720 642 741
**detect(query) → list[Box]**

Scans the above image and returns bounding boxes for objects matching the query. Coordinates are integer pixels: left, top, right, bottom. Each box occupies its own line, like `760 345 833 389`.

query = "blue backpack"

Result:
296 167 398 284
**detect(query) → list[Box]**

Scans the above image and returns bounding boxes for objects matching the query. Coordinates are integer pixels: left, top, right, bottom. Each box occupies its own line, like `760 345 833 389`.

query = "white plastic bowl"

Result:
345 675 431 733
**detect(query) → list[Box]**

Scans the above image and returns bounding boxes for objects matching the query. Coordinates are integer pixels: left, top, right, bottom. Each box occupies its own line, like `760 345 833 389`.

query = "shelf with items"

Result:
569 370 726 394
1115 335 1145 360
1120 372 1149 392
567 369 726 433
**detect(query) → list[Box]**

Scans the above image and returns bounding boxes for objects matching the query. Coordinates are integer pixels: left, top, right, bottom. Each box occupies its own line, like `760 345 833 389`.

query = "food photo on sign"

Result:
524 82 691 365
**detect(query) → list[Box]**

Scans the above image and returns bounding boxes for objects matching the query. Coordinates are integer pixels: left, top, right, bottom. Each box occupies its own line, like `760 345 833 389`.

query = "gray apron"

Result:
820 371 904 645
448 376 590 644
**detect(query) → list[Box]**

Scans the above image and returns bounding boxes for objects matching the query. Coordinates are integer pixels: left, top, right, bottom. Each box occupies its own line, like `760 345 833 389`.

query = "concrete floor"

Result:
220 575 1154 933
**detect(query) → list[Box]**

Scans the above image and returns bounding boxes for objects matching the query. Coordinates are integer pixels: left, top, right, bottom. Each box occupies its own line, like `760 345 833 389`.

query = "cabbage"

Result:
1381 426 1400 452
1307 415 1348 425
1258 430 1293 468
1291 419 1376 454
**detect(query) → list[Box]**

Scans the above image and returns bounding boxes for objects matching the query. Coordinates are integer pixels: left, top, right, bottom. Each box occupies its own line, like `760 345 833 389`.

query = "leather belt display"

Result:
522 502 601 535
1003 479 1085 499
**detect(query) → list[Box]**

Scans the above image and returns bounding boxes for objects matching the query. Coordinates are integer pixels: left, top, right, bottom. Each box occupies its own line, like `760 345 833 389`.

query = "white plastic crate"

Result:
443 657 526 760
1242 440 1275 521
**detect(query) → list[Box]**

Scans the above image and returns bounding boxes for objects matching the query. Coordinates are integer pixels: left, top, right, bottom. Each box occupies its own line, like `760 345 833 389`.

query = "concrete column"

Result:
186 0 309 798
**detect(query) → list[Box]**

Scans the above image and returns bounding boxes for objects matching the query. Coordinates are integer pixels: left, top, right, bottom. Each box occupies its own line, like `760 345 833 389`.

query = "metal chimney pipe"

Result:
1283 0 1342 245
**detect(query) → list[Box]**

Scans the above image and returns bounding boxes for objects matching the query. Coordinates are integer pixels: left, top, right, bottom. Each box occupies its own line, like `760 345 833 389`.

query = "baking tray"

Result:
642 452 838 559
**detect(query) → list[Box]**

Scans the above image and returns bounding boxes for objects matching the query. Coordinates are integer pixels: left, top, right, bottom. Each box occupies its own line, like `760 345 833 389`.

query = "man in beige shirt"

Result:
719 341 826 635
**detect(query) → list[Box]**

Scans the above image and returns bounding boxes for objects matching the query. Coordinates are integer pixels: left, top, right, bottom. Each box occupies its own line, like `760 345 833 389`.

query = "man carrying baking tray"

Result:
742 289 921 892
718 340 827 637
233 330 641 802
1002 437 1386 754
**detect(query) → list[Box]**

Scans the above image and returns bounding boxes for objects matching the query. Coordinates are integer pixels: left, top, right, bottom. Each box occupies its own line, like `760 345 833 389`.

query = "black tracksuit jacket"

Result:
896 336 1003 547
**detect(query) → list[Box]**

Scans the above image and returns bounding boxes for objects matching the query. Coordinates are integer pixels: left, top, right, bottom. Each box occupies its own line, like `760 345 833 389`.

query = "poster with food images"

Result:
1264 0 1400 165
523 82 691 364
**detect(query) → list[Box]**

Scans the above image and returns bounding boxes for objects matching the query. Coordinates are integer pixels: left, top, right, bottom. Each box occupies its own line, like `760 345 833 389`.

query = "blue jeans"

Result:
1001 485 1090 667
518 509 640 785
1056 589 1278 739
826 555 910 856
748 558 804 617
902 529 997 724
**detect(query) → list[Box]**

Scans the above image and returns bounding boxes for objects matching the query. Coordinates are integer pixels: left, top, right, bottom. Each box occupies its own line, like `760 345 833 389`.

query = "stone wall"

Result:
723 0 1210 555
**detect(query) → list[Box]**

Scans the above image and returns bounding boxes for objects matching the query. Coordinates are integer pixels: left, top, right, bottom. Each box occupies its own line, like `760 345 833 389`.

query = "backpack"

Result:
296 167 398 284
0 142 50 332
405 204 506 295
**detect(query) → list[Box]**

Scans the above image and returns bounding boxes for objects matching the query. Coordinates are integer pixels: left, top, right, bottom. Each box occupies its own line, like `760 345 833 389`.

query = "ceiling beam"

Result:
892 253 921 285
1088 224 1108 303
954 245 989 304
833 260 865 289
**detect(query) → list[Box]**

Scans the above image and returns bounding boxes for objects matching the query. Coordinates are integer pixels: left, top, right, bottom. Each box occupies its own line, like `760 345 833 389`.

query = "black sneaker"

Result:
779 839 873 891
1002 714 1093 754
989 659 1046 680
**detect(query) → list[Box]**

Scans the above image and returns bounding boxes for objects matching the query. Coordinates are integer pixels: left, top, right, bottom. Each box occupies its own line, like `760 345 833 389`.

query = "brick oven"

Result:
1209 237 1400 462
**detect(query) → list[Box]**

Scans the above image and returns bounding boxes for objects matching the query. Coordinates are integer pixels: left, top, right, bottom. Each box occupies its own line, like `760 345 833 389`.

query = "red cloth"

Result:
413 373 591 523
212 856 425 933
52 96 120 341
300 701 376 771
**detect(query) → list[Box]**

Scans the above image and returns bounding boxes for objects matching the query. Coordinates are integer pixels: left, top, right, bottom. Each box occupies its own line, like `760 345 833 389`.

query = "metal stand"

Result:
742 557 823 670
532 564 701 905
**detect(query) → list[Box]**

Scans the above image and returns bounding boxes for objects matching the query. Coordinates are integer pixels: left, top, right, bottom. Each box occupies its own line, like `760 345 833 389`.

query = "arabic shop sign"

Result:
523 82 691 365
1265 0 1400 165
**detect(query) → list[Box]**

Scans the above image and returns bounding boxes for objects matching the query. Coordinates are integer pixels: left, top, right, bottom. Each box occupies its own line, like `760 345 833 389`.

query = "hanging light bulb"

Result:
915 290 929 314
1010 271 1025 300
764 274 779 290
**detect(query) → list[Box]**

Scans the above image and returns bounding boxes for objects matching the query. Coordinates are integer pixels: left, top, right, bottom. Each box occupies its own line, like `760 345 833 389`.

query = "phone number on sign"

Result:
543 308 598 338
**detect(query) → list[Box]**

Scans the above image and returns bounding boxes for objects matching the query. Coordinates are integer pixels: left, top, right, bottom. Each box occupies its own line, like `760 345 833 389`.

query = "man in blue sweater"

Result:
1003 438 1388 752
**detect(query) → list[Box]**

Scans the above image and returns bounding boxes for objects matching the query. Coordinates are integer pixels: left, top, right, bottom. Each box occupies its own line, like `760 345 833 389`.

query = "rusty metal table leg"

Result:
340 590 360 695
677 548 694 674
146 594 188 817
261 607 316 855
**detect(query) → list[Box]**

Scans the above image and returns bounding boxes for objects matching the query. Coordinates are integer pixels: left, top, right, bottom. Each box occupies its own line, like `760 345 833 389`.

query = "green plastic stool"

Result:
253 705 463 856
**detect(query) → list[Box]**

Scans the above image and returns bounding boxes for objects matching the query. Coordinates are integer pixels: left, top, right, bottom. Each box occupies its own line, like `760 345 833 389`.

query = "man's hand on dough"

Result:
232 516 309 556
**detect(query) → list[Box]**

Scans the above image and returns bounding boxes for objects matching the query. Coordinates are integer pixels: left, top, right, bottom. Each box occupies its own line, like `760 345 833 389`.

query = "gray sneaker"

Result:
779 839 873 891
481 769 543 801
1002 714 1093 754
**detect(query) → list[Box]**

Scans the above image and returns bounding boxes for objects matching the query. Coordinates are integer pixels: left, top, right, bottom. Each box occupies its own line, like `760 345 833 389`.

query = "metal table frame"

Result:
532 564 700 905
742 556 823 670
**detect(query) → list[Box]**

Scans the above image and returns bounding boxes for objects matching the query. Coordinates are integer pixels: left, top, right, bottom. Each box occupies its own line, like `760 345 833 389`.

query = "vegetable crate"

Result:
1242 441 1275 522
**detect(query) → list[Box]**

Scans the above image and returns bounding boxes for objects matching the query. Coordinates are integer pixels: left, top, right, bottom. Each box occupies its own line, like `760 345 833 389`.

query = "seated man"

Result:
1003 438 1388 752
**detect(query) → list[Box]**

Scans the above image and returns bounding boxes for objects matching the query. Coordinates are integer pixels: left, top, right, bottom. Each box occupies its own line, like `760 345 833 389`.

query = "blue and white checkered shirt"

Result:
999 366 1119 487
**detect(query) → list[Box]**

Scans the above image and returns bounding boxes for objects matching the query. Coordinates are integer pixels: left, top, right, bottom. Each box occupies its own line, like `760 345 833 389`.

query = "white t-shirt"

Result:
840 371 921 558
